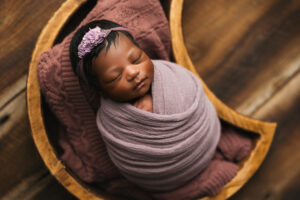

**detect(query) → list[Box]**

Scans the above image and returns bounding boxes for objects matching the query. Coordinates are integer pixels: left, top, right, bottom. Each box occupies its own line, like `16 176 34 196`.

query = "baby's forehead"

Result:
93 34 139 73
102 35 139 59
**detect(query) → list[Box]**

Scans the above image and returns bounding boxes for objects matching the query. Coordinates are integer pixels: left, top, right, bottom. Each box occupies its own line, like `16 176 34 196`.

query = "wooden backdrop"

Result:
181 0 300 199
0 0 299 199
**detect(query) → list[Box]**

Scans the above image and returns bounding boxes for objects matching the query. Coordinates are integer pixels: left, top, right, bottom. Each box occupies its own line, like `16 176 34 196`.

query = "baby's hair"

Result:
69 19 139 89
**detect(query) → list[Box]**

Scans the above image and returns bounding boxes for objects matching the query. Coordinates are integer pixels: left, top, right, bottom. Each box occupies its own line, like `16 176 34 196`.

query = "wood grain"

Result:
0 0 65 99
0 92 44 196
0 90 76 200
182 0 300 116
178 0 300 199
0 0 77 199
169 1 277 199
2 169 76 200
230 73 300 200
0 0 97 199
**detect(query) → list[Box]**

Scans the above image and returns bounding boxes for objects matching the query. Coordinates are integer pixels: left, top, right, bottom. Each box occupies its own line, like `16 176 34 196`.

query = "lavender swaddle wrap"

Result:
96 60 221 192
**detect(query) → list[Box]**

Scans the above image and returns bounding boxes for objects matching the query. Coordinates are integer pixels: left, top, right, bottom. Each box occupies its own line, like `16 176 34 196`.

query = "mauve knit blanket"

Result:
96 60 221 192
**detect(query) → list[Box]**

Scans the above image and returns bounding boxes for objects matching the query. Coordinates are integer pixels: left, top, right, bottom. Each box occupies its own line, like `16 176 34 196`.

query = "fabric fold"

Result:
96 60 221 192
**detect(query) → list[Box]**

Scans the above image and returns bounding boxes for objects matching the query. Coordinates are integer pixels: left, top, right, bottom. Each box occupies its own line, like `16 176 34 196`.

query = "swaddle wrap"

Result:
96 60 221 192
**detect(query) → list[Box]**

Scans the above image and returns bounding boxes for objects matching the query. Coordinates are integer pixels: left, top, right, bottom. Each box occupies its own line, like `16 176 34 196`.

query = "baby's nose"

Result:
126 65 140 81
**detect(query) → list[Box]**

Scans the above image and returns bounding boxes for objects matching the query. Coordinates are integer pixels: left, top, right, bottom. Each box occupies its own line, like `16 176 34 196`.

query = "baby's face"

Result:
92 33 154 102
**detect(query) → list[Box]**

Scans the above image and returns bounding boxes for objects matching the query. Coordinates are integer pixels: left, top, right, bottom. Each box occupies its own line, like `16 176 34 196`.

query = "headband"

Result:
76 26 133 85
77 26 133 59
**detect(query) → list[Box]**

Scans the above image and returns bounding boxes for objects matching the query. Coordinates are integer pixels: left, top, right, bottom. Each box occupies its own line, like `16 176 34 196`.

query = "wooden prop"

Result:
27 0 276 199
169 0 276 199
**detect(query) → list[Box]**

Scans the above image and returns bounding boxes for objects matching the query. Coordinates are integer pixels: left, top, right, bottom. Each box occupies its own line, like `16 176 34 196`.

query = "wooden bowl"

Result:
27 0 276 199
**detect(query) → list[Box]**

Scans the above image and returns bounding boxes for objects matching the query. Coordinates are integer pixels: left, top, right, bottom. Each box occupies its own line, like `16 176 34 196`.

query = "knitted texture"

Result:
152 159 239 200
217 126 253 162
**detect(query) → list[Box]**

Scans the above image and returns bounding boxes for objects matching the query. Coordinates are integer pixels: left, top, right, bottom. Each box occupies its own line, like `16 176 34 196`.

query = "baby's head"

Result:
70 20 154 102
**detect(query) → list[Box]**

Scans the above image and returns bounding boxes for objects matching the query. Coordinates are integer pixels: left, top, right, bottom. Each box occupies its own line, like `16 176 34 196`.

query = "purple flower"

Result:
77 27 108 59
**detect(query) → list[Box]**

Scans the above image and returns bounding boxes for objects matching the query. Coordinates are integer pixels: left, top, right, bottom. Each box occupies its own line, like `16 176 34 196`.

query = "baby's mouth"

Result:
134 77 147 90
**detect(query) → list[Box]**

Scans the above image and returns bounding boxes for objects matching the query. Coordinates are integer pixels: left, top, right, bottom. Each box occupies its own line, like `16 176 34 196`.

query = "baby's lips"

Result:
134 77 146 90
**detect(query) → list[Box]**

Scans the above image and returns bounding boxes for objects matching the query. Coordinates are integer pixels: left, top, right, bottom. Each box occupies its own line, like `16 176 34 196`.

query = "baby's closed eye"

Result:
133 53 142 64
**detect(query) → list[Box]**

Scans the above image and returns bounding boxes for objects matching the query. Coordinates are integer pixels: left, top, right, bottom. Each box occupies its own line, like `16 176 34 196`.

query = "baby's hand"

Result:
132 93 153 112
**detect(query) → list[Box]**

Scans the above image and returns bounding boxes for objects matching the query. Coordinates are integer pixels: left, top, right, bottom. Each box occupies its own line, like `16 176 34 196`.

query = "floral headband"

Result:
77 26 134 59
76 26 134 85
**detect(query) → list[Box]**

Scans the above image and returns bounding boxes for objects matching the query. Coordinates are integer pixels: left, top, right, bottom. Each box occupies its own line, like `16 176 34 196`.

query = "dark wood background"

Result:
182 0 300 199
0 0 299 199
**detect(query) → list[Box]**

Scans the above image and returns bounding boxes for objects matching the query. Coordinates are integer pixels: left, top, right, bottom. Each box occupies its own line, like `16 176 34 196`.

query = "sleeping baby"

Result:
69 19 221 195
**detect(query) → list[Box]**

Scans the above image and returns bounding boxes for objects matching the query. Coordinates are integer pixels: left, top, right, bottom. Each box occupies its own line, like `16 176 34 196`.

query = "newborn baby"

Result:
70 19 221 193
91 28 154 112
70 19 154 112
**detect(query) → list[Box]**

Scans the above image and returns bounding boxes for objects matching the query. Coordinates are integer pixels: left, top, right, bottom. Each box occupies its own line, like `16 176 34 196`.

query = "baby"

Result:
70 19 154 112
70 19 221 193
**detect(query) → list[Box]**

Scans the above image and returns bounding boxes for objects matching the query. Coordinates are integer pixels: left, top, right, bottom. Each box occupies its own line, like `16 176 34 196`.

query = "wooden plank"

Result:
0 75 26 110
0 0 98 199
0 0 67 197
27 175 77 200
0 0 79 198
170 1 277 199
172 1 298 199
230 73 300 199
2 170 48 200
0 0 65 97
0 89 77 200
0 0 64 195
0 91 45 196
182 0 300 115
182 0 278 76
0 92 46 196
0 0 101 198
2 170 76 200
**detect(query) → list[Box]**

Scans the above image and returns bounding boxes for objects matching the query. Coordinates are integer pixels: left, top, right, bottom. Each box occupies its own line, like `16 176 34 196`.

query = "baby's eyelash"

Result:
107 73 121 84
113 73 122 81
134 54 142 63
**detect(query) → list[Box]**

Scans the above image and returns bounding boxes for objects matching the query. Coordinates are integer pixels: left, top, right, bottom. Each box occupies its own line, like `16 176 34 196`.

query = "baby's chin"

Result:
105 81 152 103
107 92 146 103
124 89 152 103
129 90 151 103
137 81 152 97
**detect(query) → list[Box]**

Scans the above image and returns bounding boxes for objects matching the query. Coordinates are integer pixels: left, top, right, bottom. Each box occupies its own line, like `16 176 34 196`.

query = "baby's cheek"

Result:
117 87 137 101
